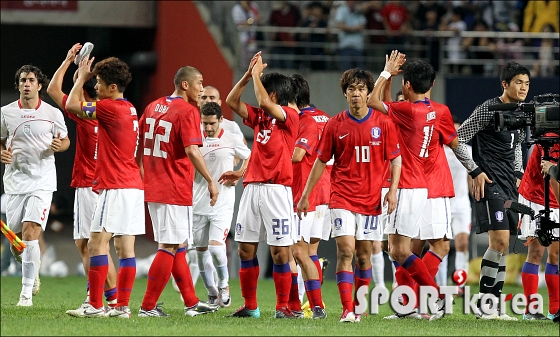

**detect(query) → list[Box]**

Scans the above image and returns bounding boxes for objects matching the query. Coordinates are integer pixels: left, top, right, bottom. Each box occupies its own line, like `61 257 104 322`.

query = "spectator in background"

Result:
299 1 328 70
439 6 467 74
522 0 559 33
268 1 302 69
496 22 525 73
462 20 496 76
232 1 262 70
335 0 367 71
419 8 442 72
531 24 559 77
415 0 446 29
380 0 412 55
359 1 388 69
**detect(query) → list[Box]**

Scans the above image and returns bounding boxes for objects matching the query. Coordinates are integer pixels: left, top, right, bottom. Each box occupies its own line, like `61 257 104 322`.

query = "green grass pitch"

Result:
1 276 557 336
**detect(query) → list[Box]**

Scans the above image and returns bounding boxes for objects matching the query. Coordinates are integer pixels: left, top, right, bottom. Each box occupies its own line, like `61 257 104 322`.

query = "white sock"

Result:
21 240 40 297
197 250 218 296
296 264 305 303
187 248 199 287
455 251 469 275
370 251 386 287
436 255 448 286
388 255 397 287
209 245 229 289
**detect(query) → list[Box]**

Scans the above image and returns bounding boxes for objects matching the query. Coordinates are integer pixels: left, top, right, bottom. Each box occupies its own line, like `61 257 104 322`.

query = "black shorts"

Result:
473 182 519 234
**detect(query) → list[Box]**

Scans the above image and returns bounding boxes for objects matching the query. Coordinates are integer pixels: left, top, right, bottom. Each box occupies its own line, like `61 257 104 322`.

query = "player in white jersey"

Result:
1 65 70 307
440 117 472 291
193 102 250 308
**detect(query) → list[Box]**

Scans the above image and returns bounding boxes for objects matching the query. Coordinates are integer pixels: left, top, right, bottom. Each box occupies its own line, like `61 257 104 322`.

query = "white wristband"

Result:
380 71 391 80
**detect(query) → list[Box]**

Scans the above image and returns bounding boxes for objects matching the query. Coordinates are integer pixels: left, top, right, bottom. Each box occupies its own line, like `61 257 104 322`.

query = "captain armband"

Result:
81 101 97 119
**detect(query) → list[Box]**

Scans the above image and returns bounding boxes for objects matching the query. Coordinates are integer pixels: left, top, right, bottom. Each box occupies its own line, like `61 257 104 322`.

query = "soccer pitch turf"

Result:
1 276 556 336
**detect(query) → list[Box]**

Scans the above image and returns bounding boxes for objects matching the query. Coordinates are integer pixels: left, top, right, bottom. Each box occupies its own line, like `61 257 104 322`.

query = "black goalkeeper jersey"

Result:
453 96 525 201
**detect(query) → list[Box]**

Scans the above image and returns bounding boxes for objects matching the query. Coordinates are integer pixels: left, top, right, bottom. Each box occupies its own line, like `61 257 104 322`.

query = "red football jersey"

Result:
62 95 97 188
518 136 559 208
386 99 436 189
424 100 457 198
292 112 319 211
82 98 143 191
301 106 331 205
140 96 203 206
317 109 400 215
243 103 298 186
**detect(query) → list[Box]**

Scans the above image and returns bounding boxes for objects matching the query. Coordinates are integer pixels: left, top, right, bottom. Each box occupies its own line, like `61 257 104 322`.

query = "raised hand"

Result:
384 50 406 76
77 55 95 82
67 43 82 63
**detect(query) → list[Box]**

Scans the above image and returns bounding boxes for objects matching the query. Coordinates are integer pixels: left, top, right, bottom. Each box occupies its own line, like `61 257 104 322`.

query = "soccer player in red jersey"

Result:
65 56 144 318
47 43 118 315
290 74 331 315
368 51 447 319
298 68 402 323
518 134 559 320
137 66 220 317
285 74 325 319
225 52 299 318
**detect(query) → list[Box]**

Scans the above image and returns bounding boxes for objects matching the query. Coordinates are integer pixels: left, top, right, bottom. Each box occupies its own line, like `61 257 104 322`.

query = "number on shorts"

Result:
143 117 172 158
364 216 378 230
272 218 290 235
222 228 229 241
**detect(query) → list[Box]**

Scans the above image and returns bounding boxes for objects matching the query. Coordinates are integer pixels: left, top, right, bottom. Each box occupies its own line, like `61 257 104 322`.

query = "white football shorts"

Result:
192 211 232 247
91 189 145 236
330 208 382 241
310 204 331 241
518 194 559 240
234 183 296 247
384 188 428 239
416 197 453 240
6 191 53 233
73 187 98 240
148 202 193 245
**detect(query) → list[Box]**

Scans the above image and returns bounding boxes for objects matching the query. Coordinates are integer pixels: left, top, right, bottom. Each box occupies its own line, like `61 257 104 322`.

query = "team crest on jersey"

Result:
334 218 343 230
209 152 216 162
24 124 31 135
235 223 242 235
371 127 381 139
495 211 504 222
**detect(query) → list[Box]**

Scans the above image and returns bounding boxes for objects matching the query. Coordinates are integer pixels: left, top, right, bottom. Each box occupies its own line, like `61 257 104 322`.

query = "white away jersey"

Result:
193 129 251 215
1 100 68 194
220 118 245 139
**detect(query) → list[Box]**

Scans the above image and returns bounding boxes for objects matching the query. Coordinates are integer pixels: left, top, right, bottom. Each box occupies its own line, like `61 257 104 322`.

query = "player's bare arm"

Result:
0 139 12 164
368 50 406 115
292 147 306 163
49 132 70 153
66 55 95 116
47 43 81 108
252 56 286 122
219 155 251 186
186 144 219 206
297 158 327 219
226 51 261 120
384 155 402 214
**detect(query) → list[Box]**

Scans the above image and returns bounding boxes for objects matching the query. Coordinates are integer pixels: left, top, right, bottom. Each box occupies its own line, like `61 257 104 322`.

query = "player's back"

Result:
140 96 202 206
386 99 435 189
292 111 319 210
301 106 331 206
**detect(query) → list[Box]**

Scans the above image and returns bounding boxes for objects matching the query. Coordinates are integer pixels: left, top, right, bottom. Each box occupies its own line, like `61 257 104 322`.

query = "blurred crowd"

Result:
231 0 559 75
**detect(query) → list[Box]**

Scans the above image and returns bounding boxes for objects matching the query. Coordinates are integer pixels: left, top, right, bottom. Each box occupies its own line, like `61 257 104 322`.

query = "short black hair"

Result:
290 73 310 108
201 101 222 119
395 90 403 101
452 114 462 124
500 62 530 85
261 72 295 106
14 65 50 98
92 57 132 93
83 77 98 100
402 59 435 94
340 68 375 94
